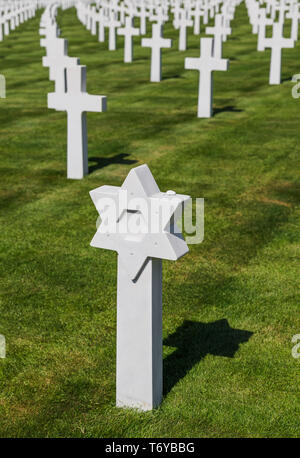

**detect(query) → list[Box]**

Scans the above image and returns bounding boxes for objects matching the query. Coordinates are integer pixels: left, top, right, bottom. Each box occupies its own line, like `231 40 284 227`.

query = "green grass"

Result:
0 4 299 437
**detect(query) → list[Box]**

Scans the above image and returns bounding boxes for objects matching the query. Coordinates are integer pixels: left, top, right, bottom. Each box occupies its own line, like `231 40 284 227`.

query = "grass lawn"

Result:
0 4 299 438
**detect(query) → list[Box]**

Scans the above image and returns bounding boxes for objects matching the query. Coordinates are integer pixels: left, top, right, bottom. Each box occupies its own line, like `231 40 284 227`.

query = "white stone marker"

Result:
206 14 231 59
257 8 273 52
262 22 294 85
117 16 140 63
48 66 107 179
277 0 290 23
0 16 4 42
287 4 300 41
90 6 97 35
98 8 107 42
191 2 204 35
117 2 127 25
175 9 193 51
138 3 148 35
4 17 9 36
40 24 59 45
90 164 190 410
149 5 168 25
141 24 172 82
108 15 121 50
185 38 229 118
42 38 79 92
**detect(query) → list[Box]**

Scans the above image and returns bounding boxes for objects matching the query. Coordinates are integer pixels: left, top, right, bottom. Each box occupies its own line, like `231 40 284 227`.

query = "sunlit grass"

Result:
0 4 299 437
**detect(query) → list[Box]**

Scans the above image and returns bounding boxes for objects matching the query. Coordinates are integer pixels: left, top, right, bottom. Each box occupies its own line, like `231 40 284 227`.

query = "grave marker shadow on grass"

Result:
88 153 137 174
213 105 243 116
163 319 253 396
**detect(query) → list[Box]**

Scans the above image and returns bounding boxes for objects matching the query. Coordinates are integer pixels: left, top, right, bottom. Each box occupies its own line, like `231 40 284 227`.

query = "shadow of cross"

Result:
163 319 253 396
88 153 137 174
213 105 243 116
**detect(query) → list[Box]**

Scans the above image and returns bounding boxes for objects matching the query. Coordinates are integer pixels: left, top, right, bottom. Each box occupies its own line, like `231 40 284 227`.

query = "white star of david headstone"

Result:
90 164 190 281
90 164 190 410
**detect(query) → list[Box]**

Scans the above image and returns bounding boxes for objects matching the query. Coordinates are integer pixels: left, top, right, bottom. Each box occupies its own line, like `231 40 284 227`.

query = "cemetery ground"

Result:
0 3 299 438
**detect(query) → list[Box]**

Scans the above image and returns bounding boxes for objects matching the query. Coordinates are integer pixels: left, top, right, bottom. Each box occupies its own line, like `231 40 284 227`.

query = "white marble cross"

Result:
262 22 294 85
257 8 273 52
276 0 290 23
221 2 235 31
117 16 140 62
108 14 121 51
206 14 231 59
90 6 97 35
98 8 107 43
138 3 149 35
42 38 79 92
286 3 300 41
200 3 209 25
0 14 4 41
191 2 204 35
125 1 137 22
248 0 260 34
86 5 93 32
141 23 172 82
149 6 168 26
4 12 10 36
117 1 127 25
185 37 229 118
90 164 190 410
174 9 193 51
40 23 60 45
48 65 107 179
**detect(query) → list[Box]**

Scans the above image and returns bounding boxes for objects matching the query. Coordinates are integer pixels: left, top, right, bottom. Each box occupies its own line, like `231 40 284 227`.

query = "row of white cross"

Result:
0 1 37 41
77 0 235 55
38 0 299 180
246 0 298 83
73 0 298 112
40 3 107 179
39 0 236 179
78 0 237 119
